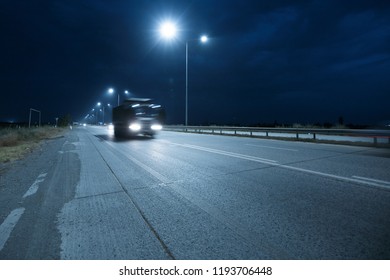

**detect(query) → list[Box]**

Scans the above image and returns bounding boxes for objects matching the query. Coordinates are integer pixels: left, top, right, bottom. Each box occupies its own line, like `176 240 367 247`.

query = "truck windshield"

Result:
134 105 159 117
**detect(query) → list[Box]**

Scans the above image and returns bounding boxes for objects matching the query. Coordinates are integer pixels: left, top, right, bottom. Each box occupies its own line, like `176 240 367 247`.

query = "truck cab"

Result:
112 98 164 138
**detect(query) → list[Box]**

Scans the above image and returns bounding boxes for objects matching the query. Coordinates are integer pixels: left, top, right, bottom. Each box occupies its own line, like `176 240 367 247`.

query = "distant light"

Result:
124 90 129 94
160 21 177 39
97 102 101 106
200 35 208 43
132 104 140 108
108 88 114 94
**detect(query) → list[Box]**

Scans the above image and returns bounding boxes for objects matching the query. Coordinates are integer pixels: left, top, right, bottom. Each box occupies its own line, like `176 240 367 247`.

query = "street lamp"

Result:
97 102 111 124
159 21 208 126
185 35 208 126
159 21 178 40
124 90 130 101
91 108 97 124
108 88 130 106
96 102 103 124
107 88 118 106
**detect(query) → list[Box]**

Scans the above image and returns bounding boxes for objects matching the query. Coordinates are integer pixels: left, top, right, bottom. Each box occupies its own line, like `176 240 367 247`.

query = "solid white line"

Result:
170 141 390 191
281 165 390 190
0 208 25 251
22 173 47 198
245 144 299 152
178 143 278 164
352 176 390 186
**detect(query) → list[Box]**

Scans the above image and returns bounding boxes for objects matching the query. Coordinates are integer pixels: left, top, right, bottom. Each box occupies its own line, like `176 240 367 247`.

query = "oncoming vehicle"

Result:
112 98 164 138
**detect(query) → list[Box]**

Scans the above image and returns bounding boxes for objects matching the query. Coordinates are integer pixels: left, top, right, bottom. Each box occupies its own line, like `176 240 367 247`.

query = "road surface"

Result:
1 126 389 259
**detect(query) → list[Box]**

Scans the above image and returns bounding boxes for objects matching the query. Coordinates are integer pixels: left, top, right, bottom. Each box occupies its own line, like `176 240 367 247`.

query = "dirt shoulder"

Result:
0 127 68 164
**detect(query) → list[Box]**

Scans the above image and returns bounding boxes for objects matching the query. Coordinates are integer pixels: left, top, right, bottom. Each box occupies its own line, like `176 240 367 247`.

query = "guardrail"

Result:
164 125 390 147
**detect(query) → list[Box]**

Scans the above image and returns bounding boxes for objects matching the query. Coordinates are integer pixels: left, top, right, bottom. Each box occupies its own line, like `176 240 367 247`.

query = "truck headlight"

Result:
151 124 163 130
129 123 141 131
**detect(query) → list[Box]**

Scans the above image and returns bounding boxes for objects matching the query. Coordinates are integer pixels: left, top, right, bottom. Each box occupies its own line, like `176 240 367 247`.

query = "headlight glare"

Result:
129 123 141 131
151 124 163 130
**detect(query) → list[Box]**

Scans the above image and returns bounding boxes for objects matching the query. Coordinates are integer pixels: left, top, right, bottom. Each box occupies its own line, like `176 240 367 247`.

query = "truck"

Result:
112 98 164 138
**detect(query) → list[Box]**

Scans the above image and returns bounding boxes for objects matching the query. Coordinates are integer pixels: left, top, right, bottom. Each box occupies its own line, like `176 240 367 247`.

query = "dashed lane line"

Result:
0 173 47 251
0 208 25 251
22 173 47 198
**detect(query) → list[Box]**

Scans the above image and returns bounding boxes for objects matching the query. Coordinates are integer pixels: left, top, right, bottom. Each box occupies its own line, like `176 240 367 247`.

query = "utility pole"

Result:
29 108 41 128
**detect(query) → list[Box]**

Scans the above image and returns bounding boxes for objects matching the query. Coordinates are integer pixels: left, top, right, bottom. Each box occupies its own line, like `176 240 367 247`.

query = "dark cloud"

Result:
1 0 389 125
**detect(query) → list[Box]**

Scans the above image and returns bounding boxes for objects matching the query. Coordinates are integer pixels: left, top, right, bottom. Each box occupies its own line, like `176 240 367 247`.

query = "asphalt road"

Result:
1 126 390 259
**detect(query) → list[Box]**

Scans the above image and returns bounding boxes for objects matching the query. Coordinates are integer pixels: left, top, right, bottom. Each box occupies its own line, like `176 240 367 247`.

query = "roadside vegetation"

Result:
0 126 66 163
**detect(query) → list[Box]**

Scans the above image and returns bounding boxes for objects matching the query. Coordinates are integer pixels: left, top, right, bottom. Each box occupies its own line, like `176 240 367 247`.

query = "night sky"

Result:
1 0 389 126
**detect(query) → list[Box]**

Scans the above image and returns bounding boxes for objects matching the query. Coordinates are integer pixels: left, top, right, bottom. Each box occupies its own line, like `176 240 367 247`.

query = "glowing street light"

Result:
159 22 208 125
97 102 111 124
108 88 130 106
96 102 102 124
107 88 118 106
159 21 178 40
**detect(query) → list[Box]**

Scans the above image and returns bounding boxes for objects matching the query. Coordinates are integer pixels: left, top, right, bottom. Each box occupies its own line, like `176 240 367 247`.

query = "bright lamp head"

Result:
159 21 178 40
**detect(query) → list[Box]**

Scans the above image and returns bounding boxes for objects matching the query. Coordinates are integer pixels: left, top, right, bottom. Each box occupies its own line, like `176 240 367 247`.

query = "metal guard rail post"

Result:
163 125 390 147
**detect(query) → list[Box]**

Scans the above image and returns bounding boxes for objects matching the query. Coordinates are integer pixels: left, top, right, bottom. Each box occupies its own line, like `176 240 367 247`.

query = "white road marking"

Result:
169 142 390 191
176 143 278 164
22 173 47 198
282 166 390 191
0 172 48 251
0 208 25 251
37 173 47 179
245 143 299 152
352 176 390 189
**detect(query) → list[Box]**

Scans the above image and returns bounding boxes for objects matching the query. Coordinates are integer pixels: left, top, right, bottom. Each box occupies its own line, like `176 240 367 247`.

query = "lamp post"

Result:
159 21 208 126
108 88 129 106
185 41 188 126
108 88 117 106
184 36 208 126
97 102 112 124
123 90 129 103
97 102 103 124
91 108 97 124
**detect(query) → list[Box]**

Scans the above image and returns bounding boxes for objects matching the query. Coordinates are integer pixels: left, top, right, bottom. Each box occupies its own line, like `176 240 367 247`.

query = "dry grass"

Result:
0 127 66 163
